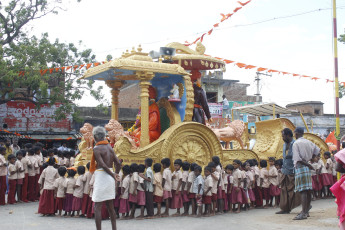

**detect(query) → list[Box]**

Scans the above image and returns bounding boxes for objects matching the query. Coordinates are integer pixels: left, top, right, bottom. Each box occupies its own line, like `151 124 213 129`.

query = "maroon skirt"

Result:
188 193 196 199
212 193 218 201
269 184 281 196
231 187 243 204
163 190 172 200
321 173 331 186
64 193 74 212
262 187 271 200
182 191 190 203
72 196 83 211
129 193 137 203
119 198 130 214
202 195 212 204
154 195 163 203
38 189 55 214
55 197 65 211
81 194 89 215
137 190 146 206
217 186 223 199
170 190 183 209
248 189 256 202
312 175 322 191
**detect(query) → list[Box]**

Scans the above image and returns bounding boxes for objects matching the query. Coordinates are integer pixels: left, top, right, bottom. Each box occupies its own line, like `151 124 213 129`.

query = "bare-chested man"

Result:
92 126 121 230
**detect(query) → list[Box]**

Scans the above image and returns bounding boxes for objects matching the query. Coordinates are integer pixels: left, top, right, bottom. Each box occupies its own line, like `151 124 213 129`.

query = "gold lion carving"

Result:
208 120 245 149
105 119 137 149
80 123 94 149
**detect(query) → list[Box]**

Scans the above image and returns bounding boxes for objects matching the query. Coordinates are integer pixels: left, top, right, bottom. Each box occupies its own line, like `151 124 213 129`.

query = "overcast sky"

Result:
27 0 345 114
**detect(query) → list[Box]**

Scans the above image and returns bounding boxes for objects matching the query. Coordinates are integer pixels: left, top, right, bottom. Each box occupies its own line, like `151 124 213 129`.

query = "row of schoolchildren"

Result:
0 143 77 205
310 151 338 199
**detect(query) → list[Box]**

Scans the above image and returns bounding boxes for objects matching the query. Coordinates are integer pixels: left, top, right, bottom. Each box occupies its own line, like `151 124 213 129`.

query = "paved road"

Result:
0 198 339 230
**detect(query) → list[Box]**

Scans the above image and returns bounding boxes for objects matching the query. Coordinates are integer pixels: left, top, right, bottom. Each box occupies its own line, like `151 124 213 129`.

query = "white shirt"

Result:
292 137 320 167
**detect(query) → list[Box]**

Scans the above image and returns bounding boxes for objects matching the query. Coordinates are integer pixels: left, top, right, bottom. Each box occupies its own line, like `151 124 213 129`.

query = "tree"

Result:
0 0 107 121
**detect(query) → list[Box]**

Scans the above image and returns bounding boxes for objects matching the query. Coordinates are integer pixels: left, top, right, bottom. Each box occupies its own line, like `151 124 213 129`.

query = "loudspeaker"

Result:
149 50 161 59
160 47 176 56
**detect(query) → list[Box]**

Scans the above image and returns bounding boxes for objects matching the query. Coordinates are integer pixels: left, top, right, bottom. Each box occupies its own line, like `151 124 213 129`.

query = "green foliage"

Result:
0 0 107 121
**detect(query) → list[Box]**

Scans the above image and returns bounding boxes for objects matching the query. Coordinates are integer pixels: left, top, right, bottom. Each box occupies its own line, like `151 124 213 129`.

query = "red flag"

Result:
245 65 256 69
79 64 85 69
73 65 79 70
257 67 267 72
233 7 242 12
200 33 206 42
86 63 93 69
214 23 219 27
238 0 251 6
302 75 310 78
224 59 234 64
311 77 320 80
226 13 233 18
326 79 334 83
208 29 213 35
66 66 72 71
55 68 60 72
236 63 247 68
281 72 289 75
61 67 65 72
49 68 54 74
292 73 299 77
325 131 337 146
220 13 227 22
268 69 279 73
40 69 48 76
94 62 100 67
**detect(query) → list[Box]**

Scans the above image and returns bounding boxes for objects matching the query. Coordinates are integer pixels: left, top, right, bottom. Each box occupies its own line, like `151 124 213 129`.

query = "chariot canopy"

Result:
232 102 296 117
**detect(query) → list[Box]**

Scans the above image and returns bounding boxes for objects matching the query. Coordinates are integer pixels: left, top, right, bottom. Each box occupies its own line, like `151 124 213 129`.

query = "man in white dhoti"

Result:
91 126 121 230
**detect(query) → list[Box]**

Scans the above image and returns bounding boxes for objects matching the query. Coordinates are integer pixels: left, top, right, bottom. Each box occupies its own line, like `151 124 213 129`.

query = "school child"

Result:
186 163 197 216
119 165 131 220
325 151 334 188
87 173 95 219
268 157 280 208
114 167 123 218
203 166 213 216
232 160 243 213
136 164 146 219
34 146 43 200
192 165 204 217
27 148 39 202
42 150 48 164
82 162 92 217
252 158 262 208
153 163 163 217
128 163 139 219
208 161 220 215
181 161 190 216
240 162 249 211
0 146 8 205
225 164 234 212
72 166 86 217
318 154 331 198
161 158 172 217
274 159 284 186
54 166 67 217
260 160 270 208
37 157 59 215
139 158 154 218
171 159 183 216
310 155 322 200
69 151 76 167
212 156 224 214
20 149 30 202
244 161 255 209
64 168 77 217
15 151 25 203
8 154 18 204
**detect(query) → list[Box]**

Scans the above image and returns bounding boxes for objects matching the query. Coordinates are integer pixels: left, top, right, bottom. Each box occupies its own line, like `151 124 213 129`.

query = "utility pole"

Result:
332 0 340 151
255 72 272 102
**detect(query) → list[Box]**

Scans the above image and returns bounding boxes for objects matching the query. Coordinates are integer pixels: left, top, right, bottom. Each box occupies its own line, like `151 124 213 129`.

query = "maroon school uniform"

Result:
37 166 58 214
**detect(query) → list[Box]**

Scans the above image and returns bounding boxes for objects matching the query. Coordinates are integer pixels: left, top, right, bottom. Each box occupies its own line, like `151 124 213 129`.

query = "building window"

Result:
206 92 217 103
314 109 320 115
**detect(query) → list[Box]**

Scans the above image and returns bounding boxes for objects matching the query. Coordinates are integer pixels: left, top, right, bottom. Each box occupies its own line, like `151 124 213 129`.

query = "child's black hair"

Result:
324 151 331 158
7 154 16 161
42 162 49 169
33 146 41 153
63 151 69 158
225 164 234 171
77 166 86 175
275 159 283 167
67 168 77 177
268 157 276 162
190 162 198 171
69 150 75 157
242 162 249 169
174 159 183 166
194 165 202 173
207 162 216 168
204 166 211 173
42 150 48 157
130 163 139 173
122 165 130 175
252 158 258 166
161 158 171 167
145 158 153 167
138 164 146 173
153 163 161 173
212 156 221 166
182 161 190 171
247 159 254 167
48 157 55 166
28 148 35 155
24 143 33 149
58 166 67 177
0 146 5 153
260 160 267 168
86 162 90 170
233 159 242 166
48 149 54 155
16 150 25 157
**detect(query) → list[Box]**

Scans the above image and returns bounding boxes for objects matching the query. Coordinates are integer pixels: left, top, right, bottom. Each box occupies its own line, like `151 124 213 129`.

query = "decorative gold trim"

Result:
157 98 181 126
183 75 194 121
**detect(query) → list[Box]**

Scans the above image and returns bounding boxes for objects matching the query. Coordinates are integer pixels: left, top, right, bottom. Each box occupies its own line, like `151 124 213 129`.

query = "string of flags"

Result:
184 0 252 46
0 129 79 141
210 55 345 86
